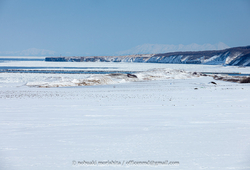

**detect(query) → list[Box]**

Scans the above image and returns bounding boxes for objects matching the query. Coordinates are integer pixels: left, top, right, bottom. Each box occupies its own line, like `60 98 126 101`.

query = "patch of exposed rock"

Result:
212 75 250 83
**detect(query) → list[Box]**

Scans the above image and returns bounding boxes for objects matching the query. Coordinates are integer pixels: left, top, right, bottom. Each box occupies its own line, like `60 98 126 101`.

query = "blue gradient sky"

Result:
0 0 250 56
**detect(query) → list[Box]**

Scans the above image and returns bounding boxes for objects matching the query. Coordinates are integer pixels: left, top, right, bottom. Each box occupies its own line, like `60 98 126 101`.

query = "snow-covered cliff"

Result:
45 45 250 66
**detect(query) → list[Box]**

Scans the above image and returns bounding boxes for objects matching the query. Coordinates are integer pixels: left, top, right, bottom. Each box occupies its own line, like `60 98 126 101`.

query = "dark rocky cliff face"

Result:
45 45 250 66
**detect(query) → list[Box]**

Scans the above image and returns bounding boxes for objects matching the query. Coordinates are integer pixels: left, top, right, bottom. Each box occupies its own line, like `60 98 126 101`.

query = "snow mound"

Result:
26 68 195 88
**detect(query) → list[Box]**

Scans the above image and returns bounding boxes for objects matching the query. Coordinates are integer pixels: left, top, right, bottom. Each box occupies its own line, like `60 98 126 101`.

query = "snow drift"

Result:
26 68 196 88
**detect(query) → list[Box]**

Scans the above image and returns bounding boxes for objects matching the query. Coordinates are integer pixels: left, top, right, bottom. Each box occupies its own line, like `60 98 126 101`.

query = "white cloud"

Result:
117 42 230 55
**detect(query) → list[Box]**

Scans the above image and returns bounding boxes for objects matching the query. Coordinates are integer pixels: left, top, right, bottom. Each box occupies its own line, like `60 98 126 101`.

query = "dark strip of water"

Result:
228 74 250 76
0 58 45 61
0 69 136 74
0 66 119 70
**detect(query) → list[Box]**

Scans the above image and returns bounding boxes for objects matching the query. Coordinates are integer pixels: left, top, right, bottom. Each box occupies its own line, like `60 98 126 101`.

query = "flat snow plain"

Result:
0 59 250 170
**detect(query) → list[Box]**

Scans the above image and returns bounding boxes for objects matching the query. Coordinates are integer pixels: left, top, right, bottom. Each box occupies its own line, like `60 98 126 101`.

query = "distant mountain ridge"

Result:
117 42 230 55
0 48 56 56
46 45 250 67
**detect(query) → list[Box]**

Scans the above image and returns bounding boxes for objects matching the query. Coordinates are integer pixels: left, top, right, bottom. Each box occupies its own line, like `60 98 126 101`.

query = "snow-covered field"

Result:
0 59 250 170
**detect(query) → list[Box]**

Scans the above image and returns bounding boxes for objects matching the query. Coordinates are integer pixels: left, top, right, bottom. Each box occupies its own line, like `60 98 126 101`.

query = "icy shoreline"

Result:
45 45 250 66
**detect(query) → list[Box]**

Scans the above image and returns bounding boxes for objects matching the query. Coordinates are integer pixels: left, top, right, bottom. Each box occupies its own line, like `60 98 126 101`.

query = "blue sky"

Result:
0 0 249 56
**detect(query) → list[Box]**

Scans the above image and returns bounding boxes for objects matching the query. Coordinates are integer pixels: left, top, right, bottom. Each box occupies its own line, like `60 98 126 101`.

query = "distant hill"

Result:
117 42 230 55
46 45 250 67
